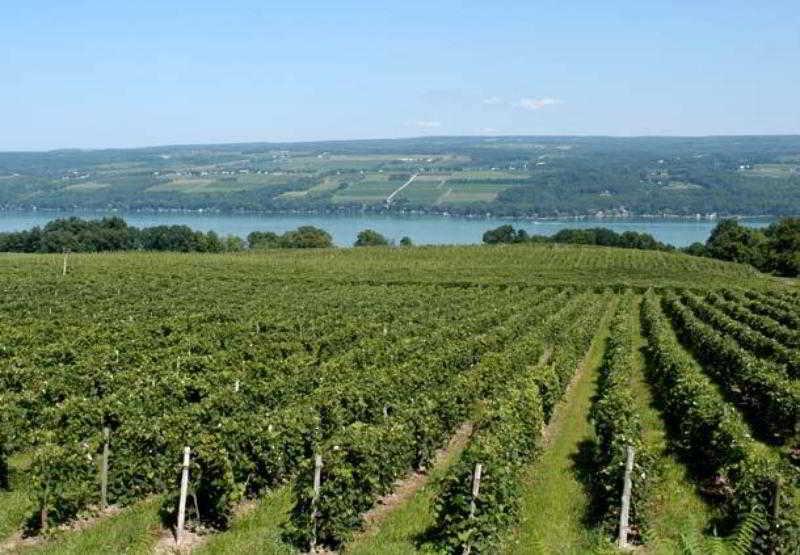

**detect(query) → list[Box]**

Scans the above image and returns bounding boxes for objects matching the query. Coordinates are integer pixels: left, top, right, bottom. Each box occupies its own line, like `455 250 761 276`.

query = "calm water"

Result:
0 212 774 248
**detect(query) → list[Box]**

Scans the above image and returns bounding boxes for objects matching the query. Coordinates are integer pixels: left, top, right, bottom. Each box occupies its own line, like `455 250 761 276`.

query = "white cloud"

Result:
410 120 442 129
482 96 504 106
516 97 563 111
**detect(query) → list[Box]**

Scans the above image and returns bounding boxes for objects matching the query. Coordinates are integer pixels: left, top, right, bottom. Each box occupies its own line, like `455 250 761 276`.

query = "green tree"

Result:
280 226 333 249
399 236 413 247
354 229 389 247
705 219 767 268
482 225 528 244
683 242 709 257
247 231 281 249
223 236 246 252
764 218 800 276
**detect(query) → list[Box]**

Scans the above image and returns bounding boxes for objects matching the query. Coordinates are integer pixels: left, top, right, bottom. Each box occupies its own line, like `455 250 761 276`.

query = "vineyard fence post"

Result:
100 427 110 509
773 477 782 520
310 454 323 551
617 445 635 549
40 479 50 533
62 250 69 276
464 462 483 555
176 446 191 544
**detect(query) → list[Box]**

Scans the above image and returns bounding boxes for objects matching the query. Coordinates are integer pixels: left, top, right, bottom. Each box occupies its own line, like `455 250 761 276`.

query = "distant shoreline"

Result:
0 207 782 222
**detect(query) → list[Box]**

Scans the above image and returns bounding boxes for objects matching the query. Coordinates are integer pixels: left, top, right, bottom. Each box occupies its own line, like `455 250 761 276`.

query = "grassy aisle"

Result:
344 428 471 555
194 487 295 555
628 297 724 555
11 498 161 555
0 454 34 544
504 301 615 555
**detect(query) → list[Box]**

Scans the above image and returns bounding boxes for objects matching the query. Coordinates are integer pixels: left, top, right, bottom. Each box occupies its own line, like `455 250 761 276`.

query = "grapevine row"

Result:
589 293 654 541
428 293 610 553
663 291 800 443
706 291 800 349
283 288 585 549
680 291 800 378
740 290 800 329
641 291 800 552
26 287 567 530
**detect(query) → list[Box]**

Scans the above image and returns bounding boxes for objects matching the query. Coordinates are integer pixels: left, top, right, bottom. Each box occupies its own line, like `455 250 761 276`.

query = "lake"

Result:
0 212 774 248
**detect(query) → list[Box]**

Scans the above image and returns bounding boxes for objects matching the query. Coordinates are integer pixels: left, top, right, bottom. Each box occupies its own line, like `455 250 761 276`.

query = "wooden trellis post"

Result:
100 427 110 509
62 249 69 276
176 447 191 544
617 445 635 549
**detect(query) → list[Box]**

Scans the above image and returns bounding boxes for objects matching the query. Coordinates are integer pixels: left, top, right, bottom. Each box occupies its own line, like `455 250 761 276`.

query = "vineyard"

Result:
0 245 798 554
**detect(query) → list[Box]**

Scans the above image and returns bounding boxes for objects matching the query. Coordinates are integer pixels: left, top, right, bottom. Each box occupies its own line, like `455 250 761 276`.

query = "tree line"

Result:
482 224 673 251
0 217 410 253
482 218 800 277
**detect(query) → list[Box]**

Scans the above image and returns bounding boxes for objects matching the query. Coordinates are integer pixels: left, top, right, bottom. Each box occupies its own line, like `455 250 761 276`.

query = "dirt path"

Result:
385 174 417 205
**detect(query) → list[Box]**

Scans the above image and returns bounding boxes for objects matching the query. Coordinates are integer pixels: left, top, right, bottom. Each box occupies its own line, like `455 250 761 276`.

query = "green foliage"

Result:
29 440 100 531
353 229 390 247
482 224 530 244
0 244 792 548
764 217 800 276
399 236 413 246
701 218 800 277
4 136 800 216
275 226 333 249
160 435 243 530
640 291 800 553
707 291 800 349
681 291 800 377
283 288 572 550
706 219 768 268
247 226 333 249
430 293 608 553
434 389 544 553
0 216 235 253
663 292 800 441
589 296 656 540
482 224 673 251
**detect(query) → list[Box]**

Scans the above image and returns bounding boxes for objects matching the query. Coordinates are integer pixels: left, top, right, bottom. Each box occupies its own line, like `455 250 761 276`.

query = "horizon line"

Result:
3 132 800 155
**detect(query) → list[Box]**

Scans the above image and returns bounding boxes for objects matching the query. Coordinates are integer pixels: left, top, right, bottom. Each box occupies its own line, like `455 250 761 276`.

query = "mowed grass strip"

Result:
11 498 161 555
504 299 616 555
344 424 473 555
194 488 295 555
0 454 35 544
628 297 725 554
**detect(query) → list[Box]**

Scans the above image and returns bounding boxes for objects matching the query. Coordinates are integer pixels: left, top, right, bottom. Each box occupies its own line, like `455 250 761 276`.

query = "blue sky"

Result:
2 1 799 150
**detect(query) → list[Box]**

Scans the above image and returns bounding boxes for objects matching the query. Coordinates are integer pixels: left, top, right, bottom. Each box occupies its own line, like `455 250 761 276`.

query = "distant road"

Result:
385 173 418 205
